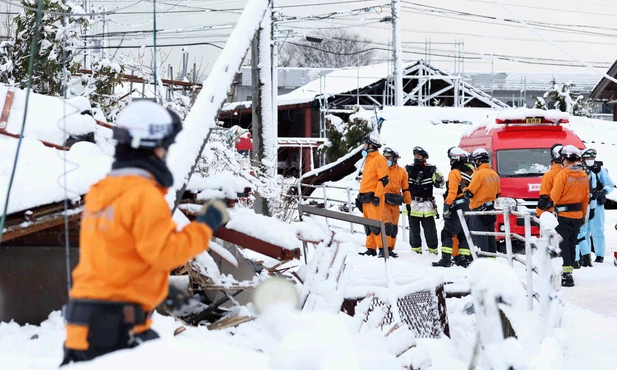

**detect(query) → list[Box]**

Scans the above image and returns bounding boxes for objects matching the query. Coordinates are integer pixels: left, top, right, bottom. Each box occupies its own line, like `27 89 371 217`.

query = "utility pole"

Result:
392 0 403 106
101 7 107 60
271 1 278 178
251 9 273 216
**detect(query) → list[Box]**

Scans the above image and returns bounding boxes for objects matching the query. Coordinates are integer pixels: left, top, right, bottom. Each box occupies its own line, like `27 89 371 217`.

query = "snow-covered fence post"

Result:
536 213 563 339
346 186 354 233
524 212 534 311
322 184 330 226
165 0 271 210
457 209 479 260
503 208 513 267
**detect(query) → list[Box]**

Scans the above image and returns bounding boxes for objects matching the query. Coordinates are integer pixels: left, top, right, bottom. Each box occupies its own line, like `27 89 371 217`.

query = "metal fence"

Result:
457 207 563 339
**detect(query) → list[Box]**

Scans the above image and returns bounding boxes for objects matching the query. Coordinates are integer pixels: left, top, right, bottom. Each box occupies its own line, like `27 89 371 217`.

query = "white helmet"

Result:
472 148 490 163
113 100 182 149
449 147 469 160
362 132 381 148
561 145 581 162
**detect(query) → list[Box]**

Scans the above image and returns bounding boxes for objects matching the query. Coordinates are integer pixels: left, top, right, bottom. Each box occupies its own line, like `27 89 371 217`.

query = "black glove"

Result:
443 204 451 219
464 189 473 199
163 285 192 311
196 199 230 232
589 208 595 221
372 196 380 207
406 204 411 214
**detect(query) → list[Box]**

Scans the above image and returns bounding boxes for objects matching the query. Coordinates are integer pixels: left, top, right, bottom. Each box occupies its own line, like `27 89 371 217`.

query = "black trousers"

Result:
409 216 438 250
555 216 583 271
470 212 497 254
441 204 471 254
60 329 159 366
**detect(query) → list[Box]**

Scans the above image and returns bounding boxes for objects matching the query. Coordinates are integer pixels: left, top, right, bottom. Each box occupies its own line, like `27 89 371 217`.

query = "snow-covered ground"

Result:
2 106 617 369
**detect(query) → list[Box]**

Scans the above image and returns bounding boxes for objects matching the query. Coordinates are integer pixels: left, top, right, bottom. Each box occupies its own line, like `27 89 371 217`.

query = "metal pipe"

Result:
524 212 534 311
457 209 478 260
503 208 513 267
322 184 329 226
346 187 354 233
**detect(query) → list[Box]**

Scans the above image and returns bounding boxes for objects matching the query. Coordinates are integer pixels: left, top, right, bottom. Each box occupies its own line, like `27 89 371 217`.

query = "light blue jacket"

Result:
596 166 614 196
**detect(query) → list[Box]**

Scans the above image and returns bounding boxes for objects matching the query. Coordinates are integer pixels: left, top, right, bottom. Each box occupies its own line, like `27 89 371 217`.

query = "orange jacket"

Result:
536 163 562 217
550 163 589 219
359 151 389 198
66 169 212 350
467 163 501 209
385 163 411 204
445 165 475 205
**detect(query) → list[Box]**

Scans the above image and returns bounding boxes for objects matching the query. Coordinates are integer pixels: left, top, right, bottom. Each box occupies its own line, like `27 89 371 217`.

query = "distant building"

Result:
464 72 603 111
590 60 617 122
230 67 335 103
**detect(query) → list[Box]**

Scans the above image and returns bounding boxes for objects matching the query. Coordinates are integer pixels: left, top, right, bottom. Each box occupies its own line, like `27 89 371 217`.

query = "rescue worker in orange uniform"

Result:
550 145 589 287
357 133 389 256
433 147 474 267
464 148 501 255
536 143 563 217
381 147 411 258
60 101 230 365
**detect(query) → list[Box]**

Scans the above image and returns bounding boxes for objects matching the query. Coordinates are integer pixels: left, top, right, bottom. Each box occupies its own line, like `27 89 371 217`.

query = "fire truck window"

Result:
496 149 551 177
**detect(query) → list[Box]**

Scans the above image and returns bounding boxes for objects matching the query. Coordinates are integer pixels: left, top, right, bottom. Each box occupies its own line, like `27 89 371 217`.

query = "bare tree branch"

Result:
279 29 375 68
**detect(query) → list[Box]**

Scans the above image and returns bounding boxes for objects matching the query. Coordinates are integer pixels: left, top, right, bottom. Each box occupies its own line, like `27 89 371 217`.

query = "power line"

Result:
464 0 617 18
0 0 146 16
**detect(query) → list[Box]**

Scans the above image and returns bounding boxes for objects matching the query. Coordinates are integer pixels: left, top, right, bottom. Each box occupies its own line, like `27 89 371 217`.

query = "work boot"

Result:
455 255 472 268
561 273 575 287
411 246 423 254
432 255 452 267
594 256 604 263
359 248 377 257
379 248 399 258
428 248 438 255
581 254 593 267
573 260 581 269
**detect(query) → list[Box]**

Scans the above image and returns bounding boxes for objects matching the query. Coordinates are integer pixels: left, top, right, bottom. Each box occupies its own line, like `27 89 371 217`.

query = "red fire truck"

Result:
458 109 585 237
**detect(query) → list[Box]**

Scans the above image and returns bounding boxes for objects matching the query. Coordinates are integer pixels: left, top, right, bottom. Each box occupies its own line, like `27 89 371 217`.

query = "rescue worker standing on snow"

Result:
464 148 500 255
584 149 614 263
574 148 598 268
357 133 389 256
60 101 230 365
381 147 411 258
433 148 474 268
536 143 563 218
550 145 589 287
406 146 444 254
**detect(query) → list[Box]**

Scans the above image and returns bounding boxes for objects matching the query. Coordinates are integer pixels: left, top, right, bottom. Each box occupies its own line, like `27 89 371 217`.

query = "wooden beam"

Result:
1 211 82 242
0 90 14 130
213 226 301 261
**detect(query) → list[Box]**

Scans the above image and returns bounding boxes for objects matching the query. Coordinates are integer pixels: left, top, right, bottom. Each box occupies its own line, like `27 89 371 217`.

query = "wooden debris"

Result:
173 326 186 336
207 316 254 331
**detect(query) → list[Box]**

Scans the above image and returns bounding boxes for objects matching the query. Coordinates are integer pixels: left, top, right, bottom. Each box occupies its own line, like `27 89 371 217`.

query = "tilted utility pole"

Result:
392 0 403 106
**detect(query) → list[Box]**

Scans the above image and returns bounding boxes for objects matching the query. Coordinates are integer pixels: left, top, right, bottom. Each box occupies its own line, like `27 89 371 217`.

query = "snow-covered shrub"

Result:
533 79 593 117
0 0 86 96
81 58 125 122
322 107 374 162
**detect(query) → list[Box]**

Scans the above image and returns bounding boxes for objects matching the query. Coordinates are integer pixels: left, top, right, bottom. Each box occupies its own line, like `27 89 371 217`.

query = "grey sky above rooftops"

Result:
78 1 617 78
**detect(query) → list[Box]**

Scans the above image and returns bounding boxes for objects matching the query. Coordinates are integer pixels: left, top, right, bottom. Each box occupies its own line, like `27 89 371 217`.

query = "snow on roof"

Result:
0 137 112 215
464 72 602 93
223 63 392 111
495 108 570 122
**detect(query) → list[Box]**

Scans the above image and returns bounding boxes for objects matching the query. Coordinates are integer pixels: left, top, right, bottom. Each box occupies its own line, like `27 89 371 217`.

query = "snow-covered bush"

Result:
322 107 374 162
81 58 126 122
533 79 593 117
0 0 86 96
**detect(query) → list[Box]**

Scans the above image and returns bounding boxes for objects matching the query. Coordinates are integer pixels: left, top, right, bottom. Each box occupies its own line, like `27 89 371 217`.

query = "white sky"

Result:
8 0 617 78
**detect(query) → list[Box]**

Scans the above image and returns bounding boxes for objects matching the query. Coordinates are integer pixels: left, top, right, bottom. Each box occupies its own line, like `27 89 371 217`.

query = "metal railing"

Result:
457 207 563 339
298 182 409 240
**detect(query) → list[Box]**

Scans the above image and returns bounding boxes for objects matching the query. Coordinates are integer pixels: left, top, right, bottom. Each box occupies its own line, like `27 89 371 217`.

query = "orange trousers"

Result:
363 199 385 250
382 204 400 249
